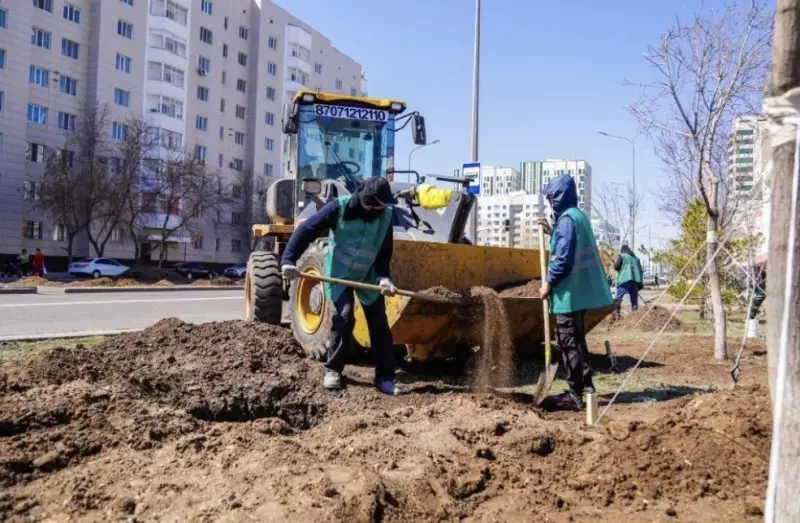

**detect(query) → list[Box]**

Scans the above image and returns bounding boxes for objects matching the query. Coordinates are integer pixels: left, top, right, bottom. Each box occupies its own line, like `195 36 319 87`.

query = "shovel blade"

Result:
532 363 559 405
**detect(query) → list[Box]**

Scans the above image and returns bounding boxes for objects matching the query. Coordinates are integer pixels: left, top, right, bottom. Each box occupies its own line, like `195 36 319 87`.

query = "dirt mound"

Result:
3 276 55 287
603 305 692 332
67 277 141 288
498 279 542 297
192 276 237 287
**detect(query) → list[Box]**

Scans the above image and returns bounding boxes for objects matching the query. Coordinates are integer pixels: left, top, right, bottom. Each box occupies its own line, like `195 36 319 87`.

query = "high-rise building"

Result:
0 0 365 264
476 191 541 248
729 115 765 199
538 159 592 215
519 161 544 195
477 165 520 196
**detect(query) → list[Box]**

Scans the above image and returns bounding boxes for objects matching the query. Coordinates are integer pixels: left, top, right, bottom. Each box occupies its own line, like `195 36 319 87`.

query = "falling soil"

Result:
469 286 514 390
498 279 543 298
603 305 693 333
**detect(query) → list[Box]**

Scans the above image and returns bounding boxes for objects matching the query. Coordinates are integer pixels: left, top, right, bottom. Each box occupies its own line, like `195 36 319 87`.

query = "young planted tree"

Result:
595 182 643 247
629 0 773 360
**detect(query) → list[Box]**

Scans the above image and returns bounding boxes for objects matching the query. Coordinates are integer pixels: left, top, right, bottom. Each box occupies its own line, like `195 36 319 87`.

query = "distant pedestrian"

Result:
32 248 46 277
748 264 767 320
613 244 644 316
18 249 31 276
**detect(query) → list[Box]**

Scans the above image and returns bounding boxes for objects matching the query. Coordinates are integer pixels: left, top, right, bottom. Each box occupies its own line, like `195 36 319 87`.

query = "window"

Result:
237 52 247 66
199 27 212 44
266 87 276 101
336 79 343 90
231 159 244 172
59 76 77 96
117 20 133 39
197 86 209 101
57 112 76 131
222 44 228 58
220 98 226 112
267 62 277 75
231 239 242 252
224 17 229 30
265 112 275 126
53 224 65 241
26 143 47 163
150 0 188 25
235 105 245 119
63 4 80 23
22 221 43 240
232 185 242 199
33 0 53 13
31 27 51 49
114 88 130 107
268 36 278 50
0 49 4 69
150 31 186 57
234 132 245 145
214 238 221 251
147 94 183 118
196 115 208 131
27 104 48 124
116 54 132 73
149 128 182 149
289 69 309 86
264 163 274 176
737 129 755 136
147 62 185 88
219 127 224 140
120 0 133 5
231 212 242 225
314 63 322 74
265 138 274 151
0 92 4 111
239 26 248 40
198 56 211 74
29 66 50 87
737 157 754 164
350 88 358 96
738 148 754 155
0 8 6 27
201 0 213 14
195 145 207 162
192 235 204 249
221 71 226 85
112 122 129 141
236 79 246 92
218 154 224 167
23 181 42 201
61 38 79 59
109 157 126 172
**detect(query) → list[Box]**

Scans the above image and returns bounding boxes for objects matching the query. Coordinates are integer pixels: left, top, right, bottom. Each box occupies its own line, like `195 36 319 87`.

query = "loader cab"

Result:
282 90 426 218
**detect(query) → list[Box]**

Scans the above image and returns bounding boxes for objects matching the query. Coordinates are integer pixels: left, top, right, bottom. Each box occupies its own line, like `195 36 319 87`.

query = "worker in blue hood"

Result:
538 174 613 410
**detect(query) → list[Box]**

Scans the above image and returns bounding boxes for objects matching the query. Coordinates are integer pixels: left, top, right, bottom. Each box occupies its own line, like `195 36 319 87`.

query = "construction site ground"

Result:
0 308 769 522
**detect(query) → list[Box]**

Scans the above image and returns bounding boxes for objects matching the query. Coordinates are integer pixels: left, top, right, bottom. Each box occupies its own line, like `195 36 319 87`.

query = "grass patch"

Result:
0 336 106 363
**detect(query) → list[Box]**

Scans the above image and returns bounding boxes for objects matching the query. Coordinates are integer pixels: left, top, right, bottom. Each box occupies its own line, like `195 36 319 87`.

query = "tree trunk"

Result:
706 214 728 360
764 0 800 518
64 236 75 266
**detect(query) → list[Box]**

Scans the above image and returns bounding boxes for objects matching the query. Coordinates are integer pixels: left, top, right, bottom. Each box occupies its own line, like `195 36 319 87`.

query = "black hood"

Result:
343 177 396 221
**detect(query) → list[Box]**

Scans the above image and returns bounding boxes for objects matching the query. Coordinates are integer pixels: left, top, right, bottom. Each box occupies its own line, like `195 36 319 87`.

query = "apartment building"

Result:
477 165 520 196
519 161 544 196
0 0 365 266
476 191 542 249
537 159 592 215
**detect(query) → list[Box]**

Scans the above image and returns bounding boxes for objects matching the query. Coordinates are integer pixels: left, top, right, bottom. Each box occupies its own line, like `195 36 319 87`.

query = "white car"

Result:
68 258 130 279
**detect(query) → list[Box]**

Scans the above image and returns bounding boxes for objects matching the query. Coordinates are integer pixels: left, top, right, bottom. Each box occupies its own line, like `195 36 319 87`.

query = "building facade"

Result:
477 164 520 196
519 160 544 196
476 191 541 249
537 159 592 215
0 0 365 265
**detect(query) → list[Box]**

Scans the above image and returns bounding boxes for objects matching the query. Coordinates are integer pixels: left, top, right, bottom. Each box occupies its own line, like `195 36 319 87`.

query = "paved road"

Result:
0 290 245 340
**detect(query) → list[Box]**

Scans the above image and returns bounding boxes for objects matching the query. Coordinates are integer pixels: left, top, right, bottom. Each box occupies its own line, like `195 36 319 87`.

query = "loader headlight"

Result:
302 93 315 102
390 102 403 111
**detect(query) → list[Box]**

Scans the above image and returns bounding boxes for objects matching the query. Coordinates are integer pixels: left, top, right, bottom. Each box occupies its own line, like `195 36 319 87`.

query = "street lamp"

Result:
598 131 636 250
407 139 440 172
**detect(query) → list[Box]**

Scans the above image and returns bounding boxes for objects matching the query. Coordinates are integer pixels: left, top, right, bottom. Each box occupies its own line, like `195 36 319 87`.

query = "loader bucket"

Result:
351 240 613 360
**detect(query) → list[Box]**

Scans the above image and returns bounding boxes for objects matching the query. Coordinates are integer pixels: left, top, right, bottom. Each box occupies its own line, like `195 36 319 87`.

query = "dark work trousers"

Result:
555 311 593 395
326 288 396 381
615 281 639 313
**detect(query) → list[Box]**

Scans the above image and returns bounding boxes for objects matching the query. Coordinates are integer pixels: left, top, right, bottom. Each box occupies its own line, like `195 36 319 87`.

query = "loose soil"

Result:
469 286 514 390
191 276 237 287
2 276 56 288
498 279 543 298
602 305 693 333
0 320 769 522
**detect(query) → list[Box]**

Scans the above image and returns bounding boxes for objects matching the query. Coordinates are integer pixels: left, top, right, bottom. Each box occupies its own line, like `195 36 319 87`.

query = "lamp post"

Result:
598 131 636 249
407 139 440 172
467 0 481 242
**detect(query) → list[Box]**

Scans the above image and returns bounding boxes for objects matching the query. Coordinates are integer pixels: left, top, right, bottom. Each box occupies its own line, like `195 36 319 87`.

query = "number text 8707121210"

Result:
314 104 388 122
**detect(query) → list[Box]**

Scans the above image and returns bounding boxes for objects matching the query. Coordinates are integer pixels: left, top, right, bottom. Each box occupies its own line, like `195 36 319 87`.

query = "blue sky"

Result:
274 0 732 246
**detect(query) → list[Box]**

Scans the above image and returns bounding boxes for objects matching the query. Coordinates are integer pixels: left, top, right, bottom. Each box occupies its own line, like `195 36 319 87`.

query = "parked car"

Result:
68 258 130 279
173 262 216 280
223 264 247 278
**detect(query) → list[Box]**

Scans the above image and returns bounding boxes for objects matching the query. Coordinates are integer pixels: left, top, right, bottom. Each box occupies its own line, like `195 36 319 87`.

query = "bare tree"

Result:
235 169 270 252
115 118 152 263
628 0 773 360
143 147 230 267
595 182 644 248
36 103 112 264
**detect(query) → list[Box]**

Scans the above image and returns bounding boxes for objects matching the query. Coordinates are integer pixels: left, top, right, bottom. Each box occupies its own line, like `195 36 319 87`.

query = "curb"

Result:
0 328 141 342
0 287 37 295
62 285 244 294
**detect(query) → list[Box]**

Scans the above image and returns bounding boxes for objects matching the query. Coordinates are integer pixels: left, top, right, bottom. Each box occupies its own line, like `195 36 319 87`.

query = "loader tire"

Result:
290 242 332 359
245 251 282 324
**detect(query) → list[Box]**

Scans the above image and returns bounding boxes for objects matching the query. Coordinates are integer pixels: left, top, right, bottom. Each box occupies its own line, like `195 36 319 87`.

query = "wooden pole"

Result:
765 1 800 518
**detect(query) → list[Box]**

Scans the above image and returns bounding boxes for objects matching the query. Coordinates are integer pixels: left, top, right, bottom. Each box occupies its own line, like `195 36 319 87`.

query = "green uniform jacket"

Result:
616 252 644 288
549 207 614 314
324 195 392 306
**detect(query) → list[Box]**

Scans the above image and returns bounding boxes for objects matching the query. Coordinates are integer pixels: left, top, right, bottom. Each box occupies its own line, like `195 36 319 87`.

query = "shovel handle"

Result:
537 222 552 366
296 272 462 305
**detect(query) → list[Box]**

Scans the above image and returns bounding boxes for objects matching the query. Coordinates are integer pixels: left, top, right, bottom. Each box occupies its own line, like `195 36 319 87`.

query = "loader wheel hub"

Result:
295 268 324 334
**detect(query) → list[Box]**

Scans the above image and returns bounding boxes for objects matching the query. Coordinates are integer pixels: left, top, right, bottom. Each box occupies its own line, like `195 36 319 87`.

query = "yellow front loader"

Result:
244 90 611 362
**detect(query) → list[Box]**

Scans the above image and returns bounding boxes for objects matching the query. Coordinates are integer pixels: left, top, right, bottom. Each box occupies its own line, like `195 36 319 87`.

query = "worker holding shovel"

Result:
280 177 400 396
538 174 613 410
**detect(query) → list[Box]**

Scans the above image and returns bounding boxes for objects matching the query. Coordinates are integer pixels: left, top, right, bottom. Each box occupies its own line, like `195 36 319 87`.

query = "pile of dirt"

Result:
498 279 542 298
153 279 175 286
2 276 55 287
191 276 238 287
603 305 693 332
469 286 514 389
66 277 141 288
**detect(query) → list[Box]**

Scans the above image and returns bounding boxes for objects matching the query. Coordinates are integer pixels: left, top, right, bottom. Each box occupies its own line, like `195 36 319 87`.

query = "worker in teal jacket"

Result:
613 244 644 316
281 177 399 396
539 174 613 409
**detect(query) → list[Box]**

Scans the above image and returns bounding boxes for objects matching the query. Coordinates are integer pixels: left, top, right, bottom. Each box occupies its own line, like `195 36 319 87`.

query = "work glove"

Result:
378 278 397 297
281 264 299 280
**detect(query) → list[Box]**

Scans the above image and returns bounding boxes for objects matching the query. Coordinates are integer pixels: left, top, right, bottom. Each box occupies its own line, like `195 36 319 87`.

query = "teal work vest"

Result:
324 195 392 306
616 252 643 286
548 207 614 314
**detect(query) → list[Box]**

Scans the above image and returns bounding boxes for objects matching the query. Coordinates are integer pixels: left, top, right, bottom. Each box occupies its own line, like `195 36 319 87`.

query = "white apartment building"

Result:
477 164 520 196
538 159 592 215
729 115 765 199
0 0 365 266
519 160 544 195
477 191 542 249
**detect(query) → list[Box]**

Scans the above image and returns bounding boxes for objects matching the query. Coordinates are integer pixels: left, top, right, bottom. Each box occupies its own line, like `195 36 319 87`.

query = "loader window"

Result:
296 104 395 189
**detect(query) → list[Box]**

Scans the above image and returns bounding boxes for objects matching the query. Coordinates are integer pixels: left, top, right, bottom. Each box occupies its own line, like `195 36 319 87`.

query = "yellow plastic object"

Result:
292 89 406 113
416 184 453 210
350 240 611 360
